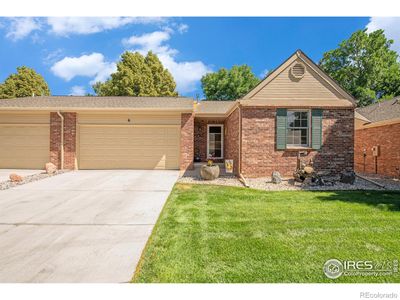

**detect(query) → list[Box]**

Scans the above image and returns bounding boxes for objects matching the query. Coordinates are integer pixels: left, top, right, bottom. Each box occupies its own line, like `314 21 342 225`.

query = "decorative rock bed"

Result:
0 170 69 191
178 175 243 188
178 174 400 191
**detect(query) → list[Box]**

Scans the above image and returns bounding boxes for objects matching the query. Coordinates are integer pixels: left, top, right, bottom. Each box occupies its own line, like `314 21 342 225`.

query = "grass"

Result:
133 184 400 283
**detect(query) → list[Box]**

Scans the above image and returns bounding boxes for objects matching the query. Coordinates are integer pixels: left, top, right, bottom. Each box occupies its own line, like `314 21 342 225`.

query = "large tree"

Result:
319 29 400 107
93 51 178 96
0 66 50 99
201 65 260 100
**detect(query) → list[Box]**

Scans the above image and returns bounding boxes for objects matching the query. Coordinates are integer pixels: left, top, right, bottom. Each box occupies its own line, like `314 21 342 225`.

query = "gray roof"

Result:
0 96 194 110
195 100 237 114
356 97 400 123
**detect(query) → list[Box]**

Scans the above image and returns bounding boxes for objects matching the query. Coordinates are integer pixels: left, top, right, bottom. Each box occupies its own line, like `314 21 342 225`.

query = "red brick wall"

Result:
241 107 354 177
194 118 225 162
50 112 77 169
354 123 400 178
224 107 240 175
180 113 194 171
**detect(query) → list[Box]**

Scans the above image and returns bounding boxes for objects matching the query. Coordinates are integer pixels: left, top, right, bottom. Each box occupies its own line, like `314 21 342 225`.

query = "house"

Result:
354 98 400 178
0 50 355 178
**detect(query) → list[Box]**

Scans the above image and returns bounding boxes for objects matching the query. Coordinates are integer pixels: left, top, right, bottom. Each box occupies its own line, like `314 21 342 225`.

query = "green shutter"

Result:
276 108 287 150
311 109 323 150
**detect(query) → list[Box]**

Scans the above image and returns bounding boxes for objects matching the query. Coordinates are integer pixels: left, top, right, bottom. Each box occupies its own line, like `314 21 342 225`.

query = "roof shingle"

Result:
194 100 237 115
0 96 194 110
356 98 400 123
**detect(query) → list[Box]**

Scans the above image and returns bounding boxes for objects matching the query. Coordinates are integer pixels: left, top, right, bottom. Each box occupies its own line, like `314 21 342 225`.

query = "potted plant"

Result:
200 155 220 180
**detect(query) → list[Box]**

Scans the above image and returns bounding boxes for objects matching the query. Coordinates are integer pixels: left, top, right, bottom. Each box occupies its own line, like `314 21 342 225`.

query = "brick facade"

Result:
46 107 354 176
193 109 240 170
240 107 354 177
354 123 400 178
50 112 77 169
180 113 194 171
224 107 240 175
194 118 225 163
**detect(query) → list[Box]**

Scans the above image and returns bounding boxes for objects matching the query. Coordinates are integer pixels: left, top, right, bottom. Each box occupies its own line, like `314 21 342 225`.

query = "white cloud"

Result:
259 68 269 78
122 30 177 56
70 85 87 96
91 61 117 83
177 23 189 34
123 30 211 93
47 17 165 36
366 17 400 54
158 53 211 94
42 49 65 65
3 17 166 40
6 17 41 41
51 53 116 84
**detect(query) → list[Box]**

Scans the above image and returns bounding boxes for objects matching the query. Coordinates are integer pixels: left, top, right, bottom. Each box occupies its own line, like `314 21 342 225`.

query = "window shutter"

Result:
311 109 323 150
276 108 287 150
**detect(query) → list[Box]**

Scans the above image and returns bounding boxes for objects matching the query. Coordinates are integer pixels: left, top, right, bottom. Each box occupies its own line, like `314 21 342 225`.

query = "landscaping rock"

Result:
9 173 23 182
340 171 356 185
177 175 400 191
302 177 313 186
200 165 220 180
271 171 282 184
45 162 57 175
304 166 314 174
1 170 69 191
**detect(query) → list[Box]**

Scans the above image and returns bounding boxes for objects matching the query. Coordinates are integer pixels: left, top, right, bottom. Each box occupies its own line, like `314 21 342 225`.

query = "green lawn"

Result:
133 184 400 283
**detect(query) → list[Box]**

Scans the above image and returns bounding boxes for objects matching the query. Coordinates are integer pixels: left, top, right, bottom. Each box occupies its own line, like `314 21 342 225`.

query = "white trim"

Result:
207 124 224 159
286 109 311 148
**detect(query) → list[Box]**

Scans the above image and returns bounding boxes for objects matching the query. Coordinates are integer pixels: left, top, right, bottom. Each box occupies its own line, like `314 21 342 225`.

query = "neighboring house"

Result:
354 98 400 178
0 50 355 178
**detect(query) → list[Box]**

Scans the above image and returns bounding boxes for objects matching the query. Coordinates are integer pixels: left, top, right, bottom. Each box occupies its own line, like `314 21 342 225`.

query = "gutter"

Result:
56 111 64 170
237 104 249 188
0 107 194 112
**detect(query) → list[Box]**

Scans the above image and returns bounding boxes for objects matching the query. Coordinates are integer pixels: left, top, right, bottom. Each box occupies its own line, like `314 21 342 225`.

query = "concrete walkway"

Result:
0 170 179 283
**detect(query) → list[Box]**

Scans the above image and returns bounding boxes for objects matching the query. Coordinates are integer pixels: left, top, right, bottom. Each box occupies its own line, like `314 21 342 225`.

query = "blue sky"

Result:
0 17 399 98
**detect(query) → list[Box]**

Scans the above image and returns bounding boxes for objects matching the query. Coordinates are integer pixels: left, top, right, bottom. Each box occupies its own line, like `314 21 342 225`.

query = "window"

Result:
207 124 224 159
286 110 309 147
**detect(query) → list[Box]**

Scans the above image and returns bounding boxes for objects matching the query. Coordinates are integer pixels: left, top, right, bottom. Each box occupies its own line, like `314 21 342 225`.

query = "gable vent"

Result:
291 62 306 79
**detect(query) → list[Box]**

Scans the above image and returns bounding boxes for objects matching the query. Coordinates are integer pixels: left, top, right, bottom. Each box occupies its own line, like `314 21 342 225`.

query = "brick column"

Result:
50 112 77 169
180 113 194 171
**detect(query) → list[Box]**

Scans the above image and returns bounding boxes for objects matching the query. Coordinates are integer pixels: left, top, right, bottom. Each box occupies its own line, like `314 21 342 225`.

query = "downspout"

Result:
56 111 64 170
237 104 249 188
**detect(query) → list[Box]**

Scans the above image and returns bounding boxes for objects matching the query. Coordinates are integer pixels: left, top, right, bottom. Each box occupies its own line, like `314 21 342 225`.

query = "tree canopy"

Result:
0 66 50 99
319 29 400 107
201 65 260 100
93 51 178 97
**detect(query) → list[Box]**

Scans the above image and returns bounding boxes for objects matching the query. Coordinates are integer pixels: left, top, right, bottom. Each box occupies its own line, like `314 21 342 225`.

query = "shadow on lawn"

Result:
314 191 400 212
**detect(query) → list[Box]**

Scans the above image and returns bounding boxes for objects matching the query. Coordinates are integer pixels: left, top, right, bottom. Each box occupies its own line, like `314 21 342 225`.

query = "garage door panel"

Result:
78 113 181 125
81 139 179 148
79 149 179 158
0 125 49 169
80 157 179 170
79 125 180 170
80 136 180 147
78 159 179 170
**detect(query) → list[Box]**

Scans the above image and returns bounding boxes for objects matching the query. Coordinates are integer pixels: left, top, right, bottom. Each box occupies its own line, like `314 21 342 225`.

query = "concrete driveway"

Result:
0 170 179 283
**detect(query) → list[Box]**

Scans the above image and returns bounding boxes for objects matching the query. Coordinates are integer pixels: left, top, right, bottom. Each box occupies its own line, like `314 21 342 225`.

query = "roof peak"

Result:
241 49 356 105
